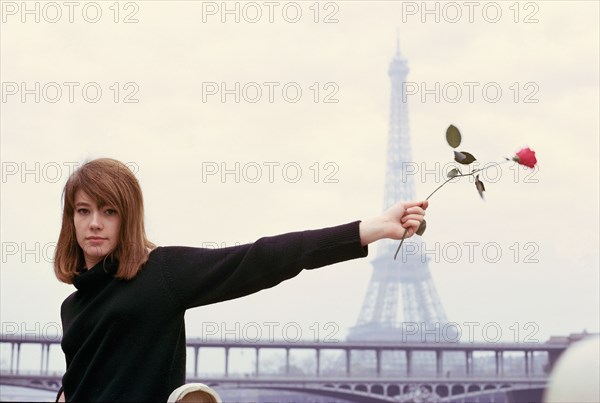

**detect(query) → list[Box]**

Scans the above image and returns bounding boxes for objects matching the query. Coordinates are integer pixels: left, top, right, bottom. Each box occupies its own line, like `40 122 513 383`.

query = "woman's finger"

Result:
405 207 426 216
402 219 422 230
401 214 426 223
402 200 428 211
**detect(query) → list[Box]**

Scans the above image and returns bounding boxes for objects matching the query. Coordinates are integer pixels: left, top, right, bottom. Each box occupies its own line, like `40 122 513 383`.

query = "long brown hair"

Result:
54 158 155 283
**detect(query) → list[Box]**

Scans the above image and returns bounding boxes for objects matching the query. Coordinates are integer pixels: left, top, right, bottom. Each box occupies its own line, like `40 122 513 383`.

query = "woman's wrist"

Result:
359 217 387 246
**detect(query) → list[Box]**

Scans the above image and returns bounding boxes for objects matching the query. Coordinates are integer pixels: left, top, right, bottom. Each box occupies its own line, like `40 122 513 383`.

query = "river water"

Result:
0 385 354 402
0 385 57 401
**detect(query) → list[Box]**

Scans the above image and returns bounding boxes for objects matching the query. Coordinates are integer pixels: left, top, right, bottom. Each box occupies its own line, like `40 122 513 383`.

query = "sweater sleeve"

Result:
160 221 368 310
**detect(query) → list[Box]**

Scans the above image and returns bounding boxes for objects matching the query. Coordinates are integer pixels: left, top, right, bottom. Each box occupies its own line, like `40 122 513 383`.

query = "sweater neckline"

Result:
73 259 119 291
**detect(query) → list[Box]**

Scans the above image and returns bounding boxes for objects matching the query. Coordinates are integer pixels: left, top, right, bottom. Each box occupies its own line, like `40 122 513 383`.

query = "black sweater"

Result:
58 221 368 402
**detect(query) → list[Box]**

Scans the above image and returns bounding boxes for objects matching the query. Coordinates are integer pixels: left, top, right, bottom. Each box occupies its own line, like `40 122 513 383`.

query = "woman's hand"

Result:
359 200 428 246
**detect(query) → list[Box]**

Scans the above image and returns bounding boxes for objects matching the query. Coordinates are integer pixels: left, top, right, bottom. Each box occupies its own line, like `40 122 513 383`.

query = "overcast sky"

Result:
1 1 599 373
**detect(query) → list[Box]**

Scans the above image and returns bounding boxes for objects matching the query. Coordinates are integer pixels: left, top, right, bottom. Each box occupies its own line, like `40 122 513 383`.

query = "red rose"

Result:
513 147 537 168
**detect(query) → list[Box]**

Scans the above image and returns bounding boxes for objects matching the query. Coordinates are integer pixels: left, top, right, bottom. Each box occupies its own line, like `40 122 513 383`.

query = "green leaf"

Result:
475 174 486 199
416 220 427 236
454 151 477 165
446 125 461 148
447 168 461 178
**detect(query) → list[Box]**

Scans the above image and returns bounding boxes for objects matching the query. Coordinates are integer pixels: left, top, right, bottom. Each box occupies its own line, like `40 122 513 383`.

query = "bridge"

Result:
0 333 572 402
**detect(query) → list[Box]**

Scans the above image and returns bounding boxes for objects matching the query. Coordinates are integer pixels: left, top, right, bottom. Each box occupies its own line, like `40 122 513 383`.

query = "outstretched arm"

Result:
359 200 428 246
161 200 427 310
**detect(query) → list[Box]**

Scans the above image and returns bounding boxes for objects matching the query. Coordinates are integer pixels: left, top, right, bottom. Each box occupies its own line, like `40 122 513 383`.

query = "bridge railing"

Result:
1 333 569 381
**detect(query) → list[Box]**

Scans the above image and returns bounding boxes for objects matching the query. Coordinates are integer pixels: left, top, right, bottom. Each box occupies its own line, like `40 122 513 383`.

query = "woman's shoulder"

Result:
146 245 209 263
148 245 195 257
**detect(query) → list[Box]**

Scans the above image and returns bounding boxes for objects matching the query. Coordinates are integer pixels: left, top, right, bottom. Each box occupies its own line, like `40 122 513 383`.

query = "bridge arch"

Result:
387 384 400 397
451 384 465 395
435 384 449 397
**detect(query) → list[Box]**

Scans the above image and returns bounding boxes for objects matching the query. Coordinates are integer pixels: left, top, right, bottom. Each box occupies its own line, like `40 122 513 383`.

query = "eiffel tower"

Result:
347 38 453 345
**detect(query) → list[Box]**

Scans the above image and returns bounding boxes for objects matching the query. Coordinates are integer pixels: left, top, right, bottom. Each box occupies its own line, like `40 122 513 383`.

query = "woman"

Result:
54 158 428 402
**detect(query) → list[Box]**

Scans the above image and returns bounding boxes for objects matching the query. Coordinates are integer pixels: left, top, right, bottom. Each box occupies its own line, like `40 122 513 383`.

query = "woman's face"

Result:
74 190 121 269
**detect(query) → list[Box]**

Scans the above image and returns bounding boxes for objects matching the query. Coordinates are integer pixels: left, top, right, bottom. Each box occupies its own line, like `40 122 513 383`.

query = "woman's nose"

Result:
89 212 103 229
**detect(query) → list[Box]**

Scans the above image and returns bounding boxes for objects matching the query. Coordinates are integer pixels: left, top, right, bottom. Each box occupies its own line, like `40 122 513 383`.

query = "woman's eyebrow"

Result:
75 201 92 207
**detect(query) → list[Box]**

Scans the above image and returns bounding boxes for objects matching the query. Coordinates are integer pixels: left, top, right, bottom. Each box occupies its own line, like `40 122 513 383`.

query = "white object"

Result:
167 383 222 403
544 335 600 402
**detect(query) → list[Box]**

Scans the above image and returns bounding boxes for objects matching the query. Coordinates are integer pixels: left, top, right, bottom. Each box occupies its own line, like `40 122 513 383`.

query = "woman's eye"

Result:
77 208 89 215
105 209 118 216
